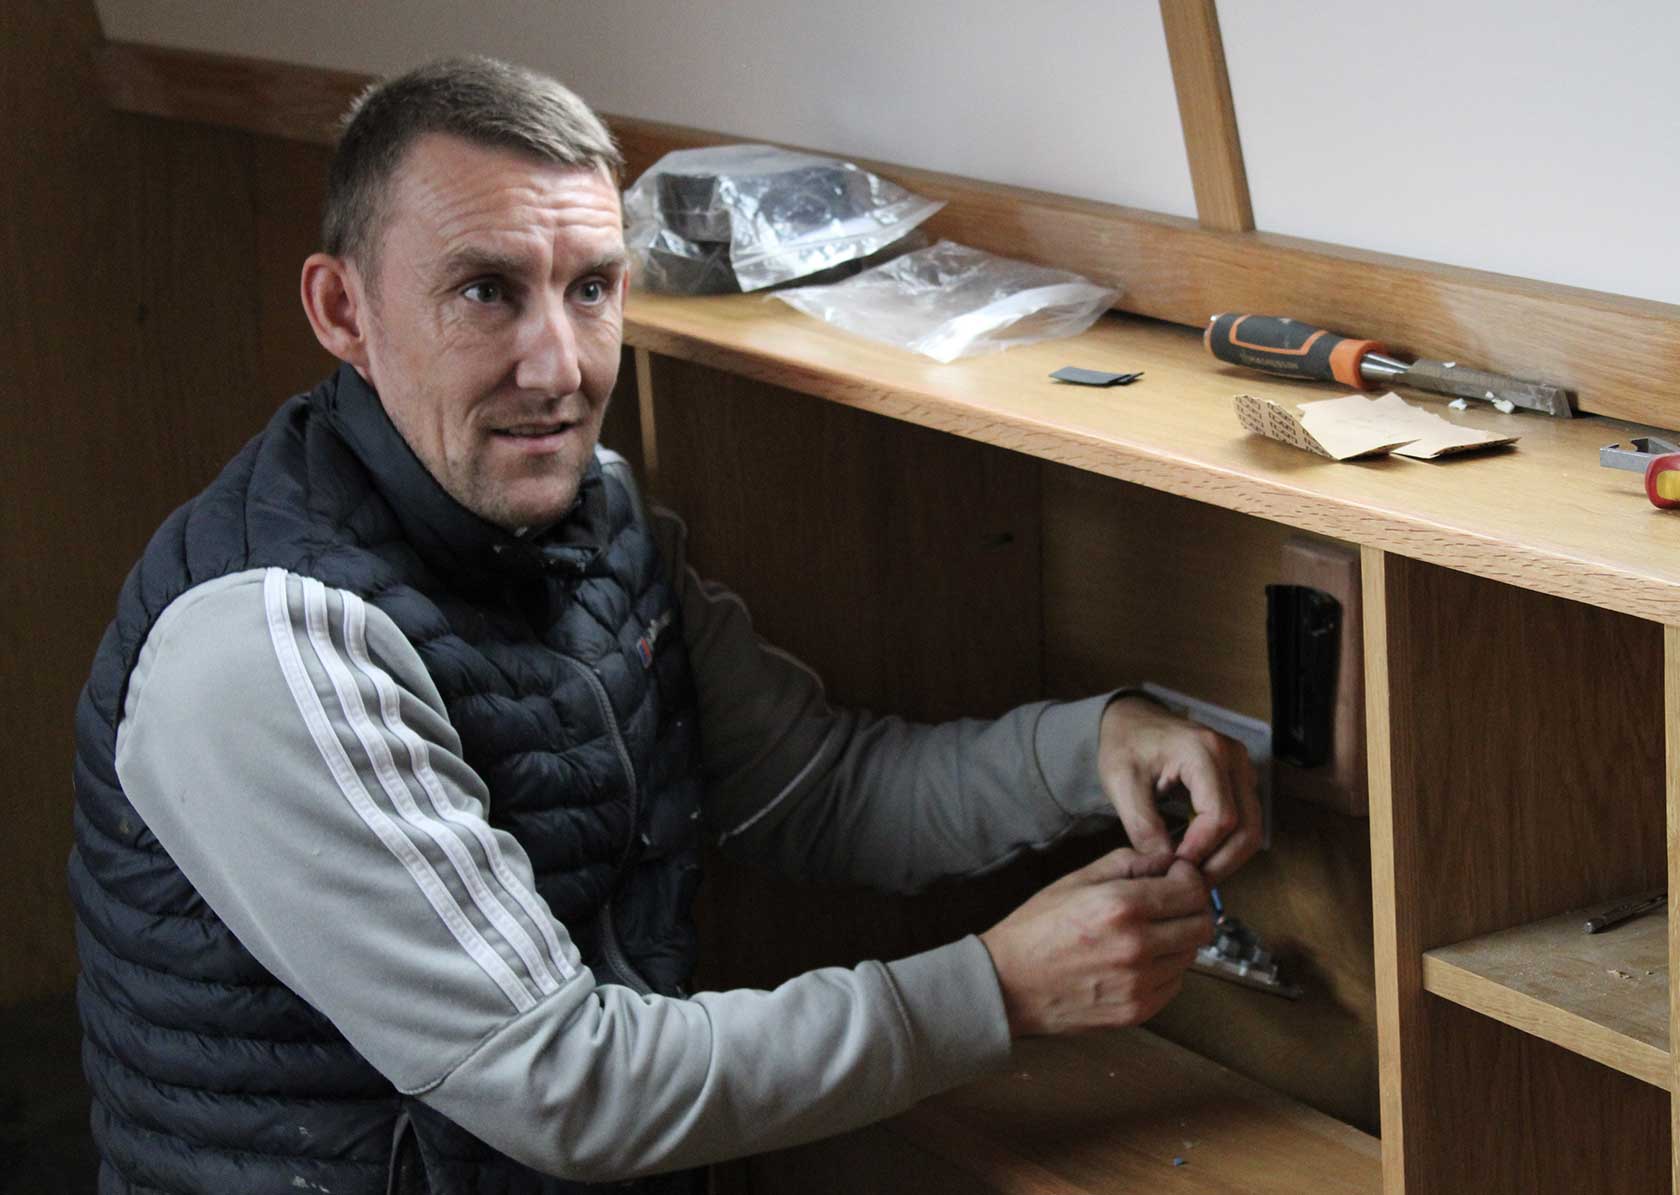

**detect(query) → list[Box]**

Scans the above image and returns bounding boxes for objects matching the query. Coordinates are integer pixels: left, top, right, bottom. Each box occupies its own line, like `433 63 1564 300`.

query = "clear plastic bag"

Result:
772 240 1120 363
623 144 943 293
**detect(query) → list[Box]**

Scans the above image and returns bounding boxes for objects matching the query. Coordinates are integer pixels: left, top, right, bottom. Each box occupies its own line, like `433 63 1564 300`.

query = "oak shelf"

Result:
1421 908 1670 1090
626 293 1680 626
751 1028 1381 1194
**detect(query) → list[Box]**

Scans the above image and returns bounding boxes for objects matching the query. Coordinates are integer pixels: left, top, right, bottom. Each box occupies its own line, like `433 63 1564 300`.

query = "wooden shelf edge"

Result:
626 314 1680 625
1421 953 1670 1091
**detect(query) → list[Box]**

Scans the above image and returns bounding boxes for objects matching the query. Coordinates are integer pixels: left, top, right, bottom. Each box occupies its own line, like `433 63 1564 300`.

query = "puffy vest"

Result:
70 364 705 1194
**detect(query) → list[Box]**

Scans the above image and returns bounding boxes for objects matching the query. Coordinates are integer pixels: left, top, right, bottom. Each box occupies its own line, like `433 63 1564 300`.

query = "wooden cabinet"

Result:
628 294 1680 1193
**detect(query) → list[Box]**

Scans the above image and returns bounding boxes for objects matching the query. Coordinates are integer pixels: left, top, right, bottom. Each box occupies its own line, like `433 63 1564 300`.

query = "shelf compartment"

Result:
748 1028 1379 1193
1422 907 1669 1089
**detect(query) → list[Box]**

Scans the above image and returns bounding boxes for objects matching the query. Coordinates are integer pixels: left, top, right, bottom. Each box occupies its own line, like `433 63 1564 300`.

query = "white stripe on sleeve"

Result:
299 575 567 997
262 568 539 1013
337 585 577 984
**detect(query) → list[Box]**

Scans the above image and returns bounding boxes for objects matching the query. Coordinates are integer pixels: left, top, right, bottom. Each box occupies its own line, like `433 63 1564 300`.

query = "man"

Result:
71 57 1259 1195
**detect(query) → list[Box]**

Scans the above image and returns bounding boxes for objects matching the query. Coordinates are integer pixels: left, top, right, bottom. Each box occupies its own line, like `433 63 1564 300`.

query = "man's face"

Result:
356 133 628 530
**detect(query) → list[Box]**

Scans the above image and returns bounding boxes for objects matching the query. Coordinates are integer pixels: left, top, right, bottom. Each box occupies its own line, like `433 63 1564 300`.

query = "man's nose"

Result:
514 295 584 396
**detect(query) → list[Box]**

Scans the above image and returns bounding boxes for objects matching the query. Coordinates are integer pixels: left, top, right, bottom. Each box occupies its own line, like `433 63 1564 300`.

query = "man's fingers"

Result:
1169 744 1238 867
1134 908 1216 958
1105 770 1175 859
1093 866 1210 925
1073 844 1173 886
1202 747 1262 883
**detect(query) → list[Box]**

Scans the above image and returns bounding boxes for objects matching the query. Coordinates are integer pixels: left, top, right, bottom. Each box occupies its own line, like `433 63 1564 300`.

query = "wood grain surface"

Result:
94 39 366 144
1040 466 1292 718
4 3 302 1003
1360 548 1413 1187
643 353 1382 1132
1406 1003 1669 1194
1380 558 1664 947
641 356 1066 986
1368 552 1667 1191
748 1030 1379 1194
1160 0 1254 232
1423 908 1669 1089
626 292 1680 625
1038 469 1378 1130
94 39 1680 428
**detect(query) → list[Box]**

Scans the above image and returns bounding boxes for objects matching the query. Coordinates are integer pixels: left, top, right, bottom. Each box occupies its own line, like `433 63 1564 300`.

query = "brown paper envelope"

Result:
1356 392 1518 459
1234 393 1413 460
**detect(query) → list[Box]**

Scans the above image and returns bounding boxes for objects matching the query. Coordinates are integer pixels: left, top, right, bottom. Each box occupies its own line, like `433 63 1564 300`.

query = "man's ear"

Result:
300 252 371 370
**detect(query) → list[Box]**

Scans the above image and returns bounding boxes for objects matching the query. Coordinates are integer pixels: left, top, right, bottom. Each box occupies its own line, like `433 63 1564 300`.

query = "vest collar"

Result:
316 362 608 583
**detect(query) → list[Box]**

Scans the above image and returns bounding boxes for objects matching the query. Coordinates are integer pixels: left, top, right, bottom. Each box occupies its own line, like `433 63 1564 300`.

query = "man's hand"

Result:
1097 694 1261 884
980 848 1212 1037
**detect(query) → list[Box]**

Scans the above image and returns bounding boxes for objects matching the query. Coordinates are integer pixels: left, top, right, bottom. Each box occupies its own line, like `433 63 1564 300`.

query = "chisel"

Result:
1582 890 1665 934
1205 313 1573 418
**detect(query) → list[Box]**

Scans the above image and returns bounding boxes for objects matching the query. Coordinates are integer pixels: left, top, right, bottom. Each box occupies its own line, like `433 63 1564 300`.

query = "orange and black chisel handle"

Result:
1205 313 1387 390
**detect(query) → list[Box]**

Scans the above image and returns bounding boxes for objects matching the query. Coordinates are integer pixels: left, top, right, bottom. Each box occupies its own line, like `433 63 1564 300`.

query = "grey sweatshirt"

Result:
113 463 1119 1183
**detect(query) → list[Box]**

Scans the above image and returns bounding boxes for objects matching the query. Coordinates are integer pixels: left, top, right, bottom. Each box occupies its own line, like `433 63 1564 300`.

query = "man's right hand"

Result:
978 848 1213 1037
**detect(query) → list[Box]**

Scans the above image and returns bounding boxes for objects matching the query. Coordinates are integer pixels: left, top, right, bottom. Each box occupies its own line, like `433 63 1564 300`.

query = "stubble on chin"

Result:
455 451 590 532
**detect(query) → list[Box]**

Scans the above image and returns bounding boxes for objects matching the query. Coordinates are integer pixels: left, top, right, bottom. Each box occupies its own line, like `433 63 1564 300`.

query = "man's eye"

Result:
462 280 504 304
576 279 608 305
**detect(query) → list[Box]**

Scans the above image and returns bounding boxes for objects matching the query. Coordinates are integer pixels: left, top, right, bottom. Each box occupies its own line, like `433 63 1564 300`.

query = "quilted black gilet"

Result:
70 363 704 1194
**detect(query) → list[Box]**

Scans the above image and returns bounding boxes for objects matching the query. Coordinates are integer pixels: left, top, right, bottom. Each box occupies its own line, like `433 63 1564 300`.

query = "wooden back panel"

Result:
2 9 335 1004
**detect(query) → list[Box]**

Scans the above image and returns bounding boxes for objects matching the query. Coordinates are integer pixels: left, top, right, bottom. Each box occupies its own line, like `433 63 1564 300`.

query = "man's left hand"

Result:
1096 694 1261 884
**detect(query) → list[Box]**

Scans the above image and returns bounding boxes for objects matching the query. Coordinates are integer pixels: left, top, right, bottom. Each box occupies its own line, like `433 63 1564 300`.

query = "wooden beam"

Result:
1359 549 1409 1188
1160 0 1254 232
633 346 660 496
94 40 1680 429
94 41 367 144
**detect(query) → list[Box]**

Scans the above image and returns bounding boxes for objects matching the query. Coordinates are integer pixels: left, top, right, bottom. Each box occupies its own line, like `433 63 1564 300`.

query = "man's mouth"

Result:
494 420 576 440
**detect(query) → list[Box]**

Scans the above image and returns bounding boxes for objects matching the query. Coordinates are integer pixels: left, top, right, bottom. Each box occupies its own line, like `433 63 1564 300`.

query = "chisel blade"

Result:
1397 359 1574 418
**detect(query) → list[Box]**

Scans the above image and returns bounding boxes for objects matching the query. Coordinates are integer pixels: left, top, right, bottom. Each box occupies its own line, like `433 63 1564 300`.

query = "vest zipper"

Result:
385 1109 425 1194
561 657 655 997
598 902 653 998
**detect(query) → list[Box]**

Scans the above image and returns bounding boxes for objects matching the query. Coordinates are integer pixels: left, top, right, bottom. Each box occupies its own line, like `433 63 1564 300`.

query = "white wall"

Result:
96 0 1680 305
92 0 1196 217
1221 0 1680 306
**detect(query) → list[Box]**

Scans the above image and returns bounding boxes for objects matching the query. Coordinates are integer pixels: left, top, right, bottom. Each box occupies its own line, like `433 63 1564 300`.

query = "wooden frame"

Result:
620 292 1680 627
619 313 1680 1189
93 38 1680 428
1364 552 1668 1191
1160 0 1254 233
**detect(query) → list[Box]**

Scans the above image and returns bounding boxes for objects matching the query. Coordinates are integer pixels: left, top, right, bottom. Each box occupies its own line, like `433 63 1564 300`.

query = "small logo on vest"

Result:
636 610 673 669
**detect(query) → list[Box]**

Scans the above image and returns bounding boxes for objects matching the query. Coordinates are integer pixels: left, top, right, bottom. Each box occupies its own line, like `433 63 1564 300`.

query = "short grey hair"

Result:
323 56 623 277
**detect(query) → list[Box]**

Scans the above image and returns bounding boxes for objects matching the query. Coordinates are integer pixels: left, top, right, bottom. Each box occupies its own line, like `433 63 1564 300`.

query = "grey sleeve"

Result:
654 510 1120 893
114 568 1010 1182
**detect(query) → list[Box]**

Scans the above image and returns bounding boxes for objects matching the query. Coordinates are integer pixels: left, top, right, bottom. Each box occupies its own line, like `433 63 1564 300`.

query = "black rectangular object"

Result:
1266 583 1340 768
